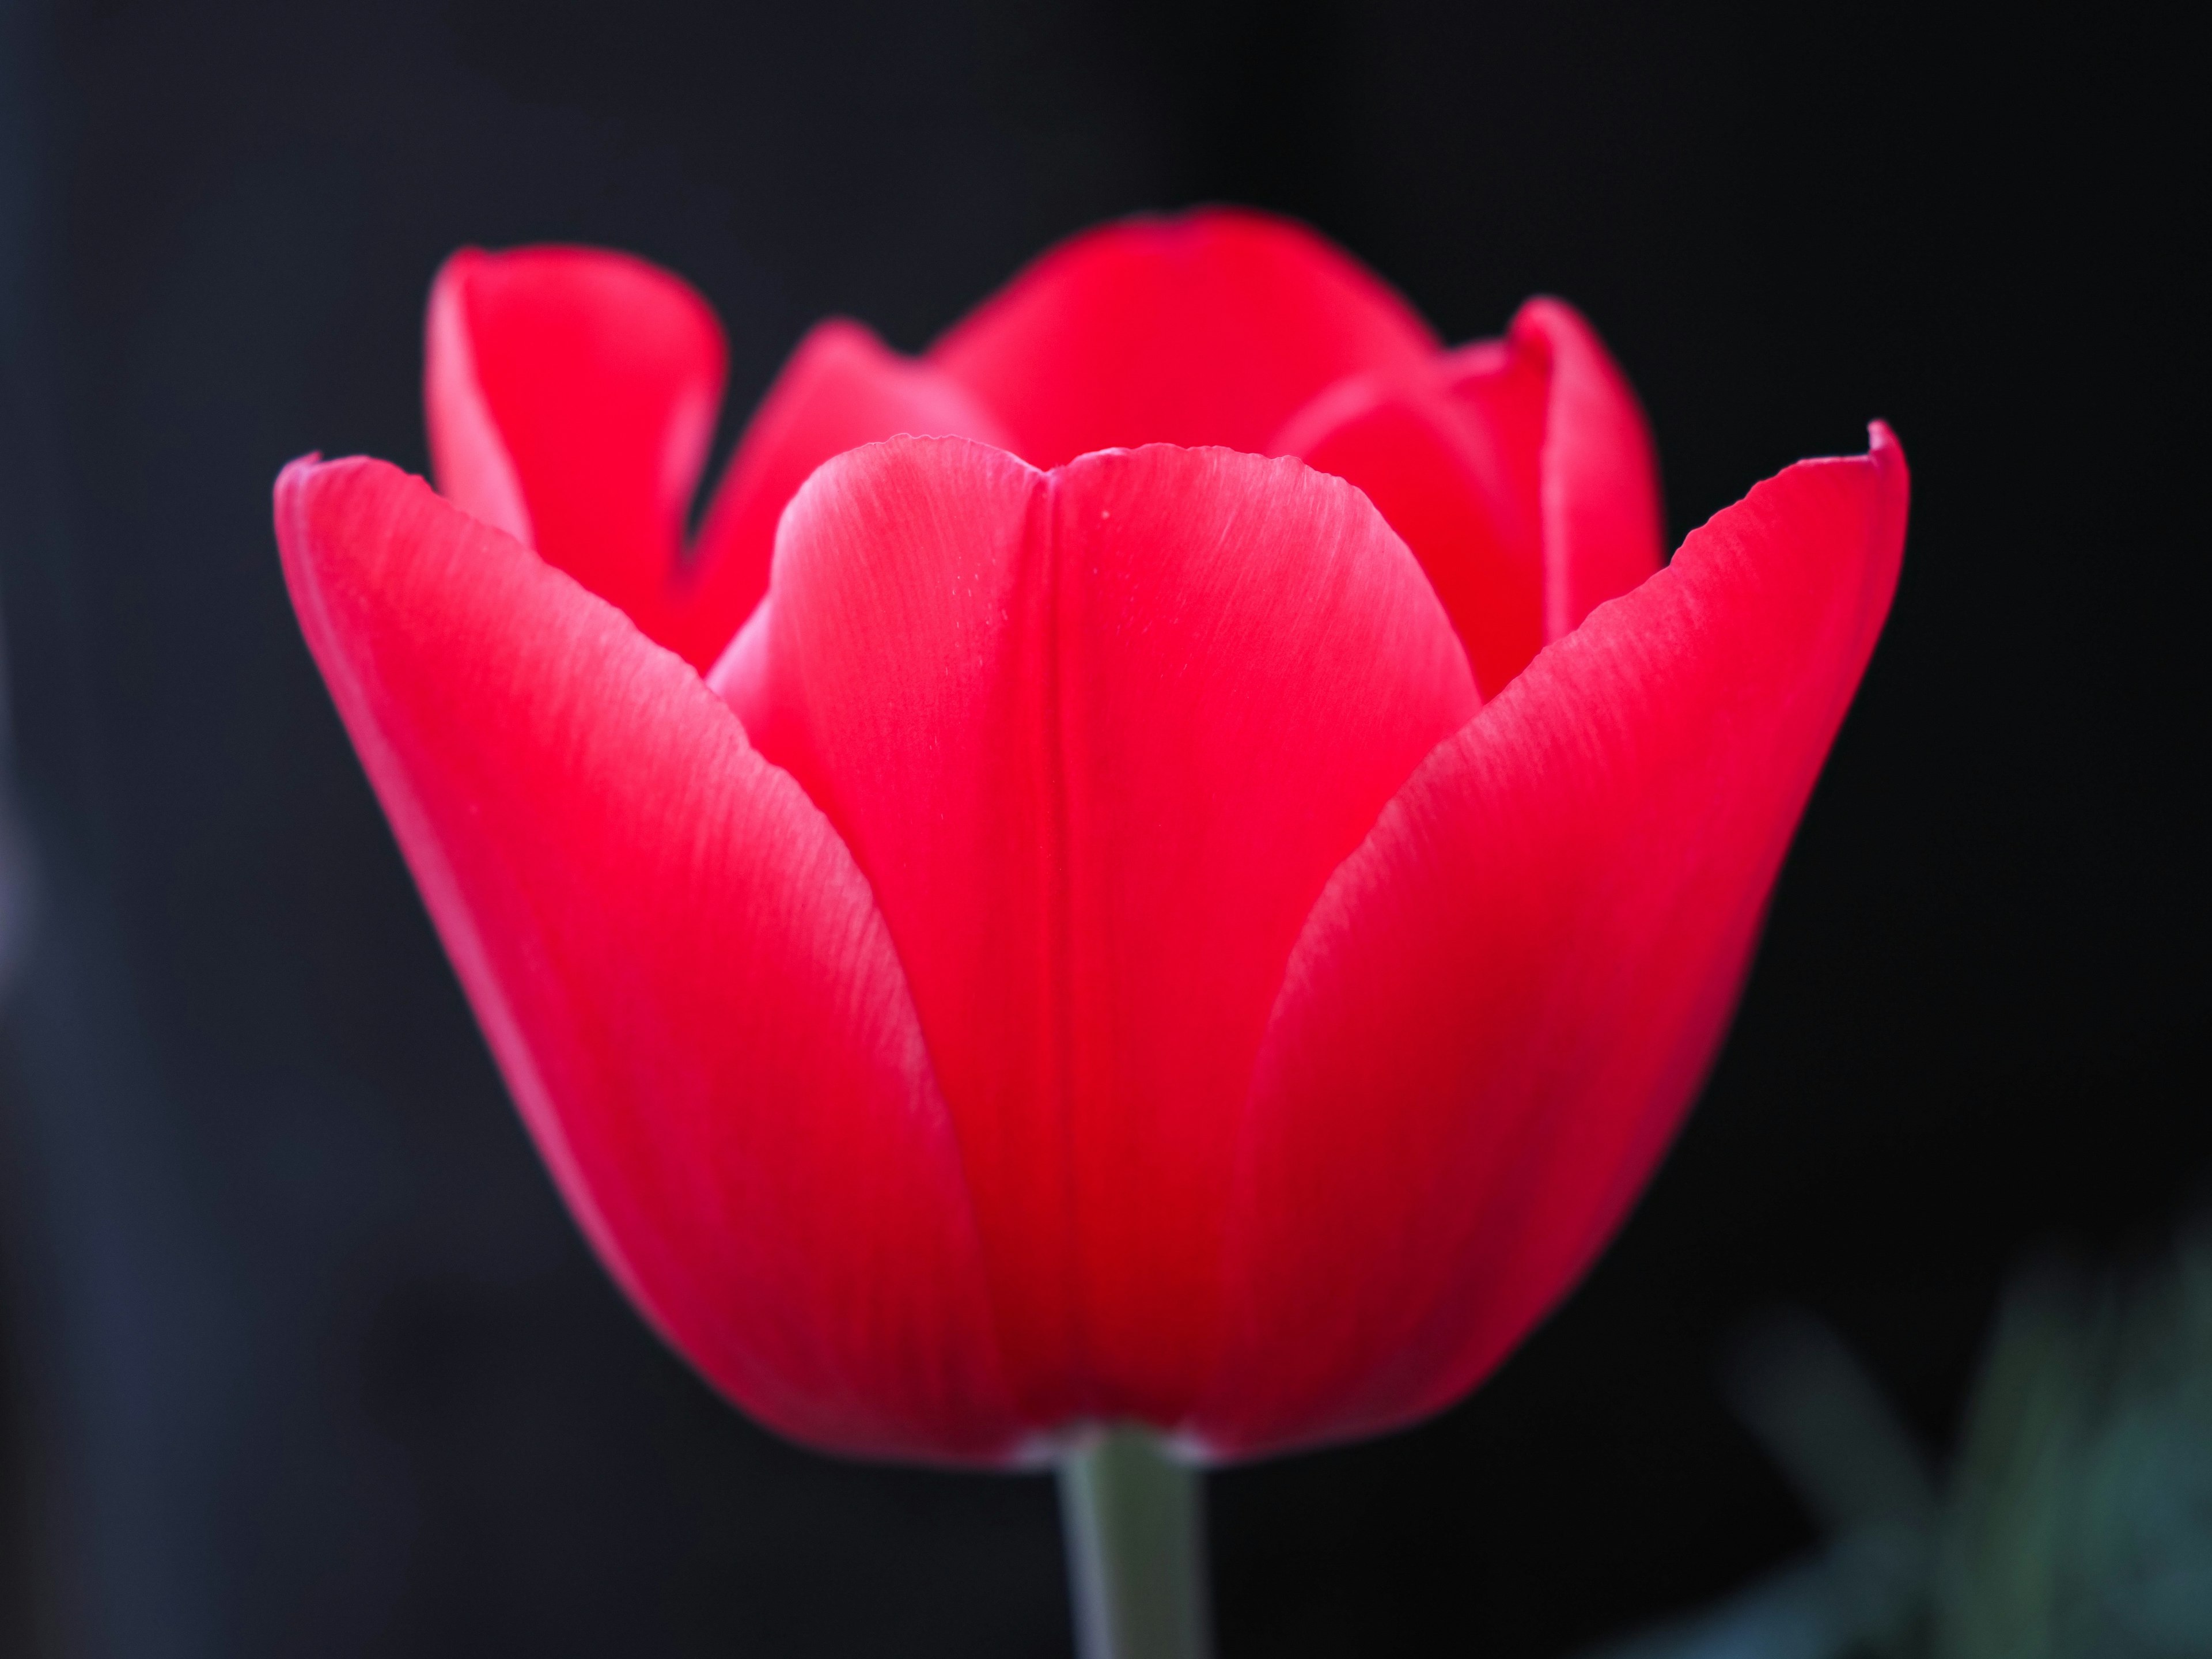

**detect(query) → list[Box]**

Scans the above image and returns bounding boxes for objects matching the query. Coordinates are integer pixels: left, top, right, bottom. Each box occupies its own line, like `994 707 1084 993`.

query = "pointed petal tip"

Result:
1867 419 1908 493
1784 419 1904 475
274 450 327 493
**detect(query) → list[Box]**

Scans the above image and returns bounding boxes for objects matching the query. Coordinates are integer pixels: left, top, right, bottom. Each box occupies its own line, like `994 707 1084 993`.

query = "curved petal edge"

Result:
276 455 1020 1461
929 209 1442 467
1194 425 1907 1459
424 245 734 666
683 317 1017 656
716 435 1477 1428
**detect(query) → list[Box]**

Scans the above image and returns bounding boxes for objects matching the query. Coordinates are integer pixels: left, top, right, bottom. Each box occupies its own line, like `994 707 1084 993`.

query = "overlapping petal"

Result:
1193 426 1907 1457
1269 367 1539 698
713 437 1478 1426
319 215 1905 1467
275 456 1019 1460
426 245 739 665
1268 296 1662 698
428 251 1015 671
929 211 1441 467
1448 298 1665 641
686 319 1014 647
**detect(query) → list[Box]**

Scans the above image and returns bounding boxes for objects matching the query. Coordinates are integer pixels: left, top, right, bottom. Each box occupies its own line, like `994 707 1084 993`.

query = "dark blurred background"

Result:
0 2 2199 1654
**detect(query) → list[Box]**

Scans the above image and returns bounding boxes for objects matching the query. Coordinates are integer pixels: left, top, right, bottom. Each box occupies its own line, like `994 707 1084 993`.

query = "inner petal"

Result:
927 210 1441 468
1271 368 1543 698
713 437 1477 1428
427 246 727 661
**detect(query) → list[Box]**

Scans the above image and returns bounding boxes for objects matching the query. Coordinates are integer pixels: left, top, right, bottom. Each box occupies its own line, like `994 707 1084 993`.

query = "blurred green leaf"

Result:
1574 1225 2212 1659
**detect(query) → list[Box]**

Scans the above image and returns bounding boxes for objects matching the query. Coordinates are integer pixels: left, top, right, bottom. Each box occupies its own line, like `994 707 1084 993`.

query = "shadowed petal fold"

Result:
1194 426 1907 1457
276 456 1018 1461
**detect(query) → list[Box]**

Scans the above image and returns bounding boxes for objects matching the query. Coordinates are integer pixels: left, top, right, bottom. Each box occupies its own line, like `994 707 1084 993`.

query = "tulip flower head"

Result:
276 210 1906 1465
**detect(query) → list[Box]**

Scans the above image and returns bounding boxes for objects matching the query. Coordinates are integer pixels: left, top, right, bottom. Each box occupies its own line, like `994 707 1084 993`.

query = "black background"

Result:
0 3 2199 1655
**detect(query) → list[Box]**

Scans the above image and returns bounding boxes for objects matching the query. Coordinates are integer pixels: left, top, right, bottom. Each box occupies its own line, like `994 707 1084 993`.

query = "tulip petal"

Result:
1270 369 1542 699
1268 298 1662 700
684 319 1017 656
717 438 1478 1427
1448 298 1666 643
276 456 1020 1461
426 246 743 667
1196 426 1907 1457
928 210 1441 468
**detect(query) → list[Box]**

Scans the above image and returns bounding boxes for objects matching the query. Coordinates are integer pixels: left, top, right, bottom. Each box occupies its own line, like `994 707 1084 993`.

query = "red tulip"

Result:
276 210 1906 1464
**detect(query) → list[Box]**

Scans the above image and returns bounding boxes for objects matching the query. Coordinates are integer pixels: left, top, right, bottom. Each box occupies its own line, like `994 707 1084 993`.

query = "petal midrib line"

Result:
721 438 1479 1433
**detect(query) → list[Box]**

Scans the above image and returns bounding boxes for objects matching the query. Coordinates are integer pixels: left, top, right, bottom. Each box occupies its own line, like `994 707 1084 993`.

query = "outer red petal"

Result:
927 210 1441 468
1448 298 1666 643
275 456 1019 1462
426 246 743 668
681 319 1015 654
1194 426 1908 1458
715 438 1477 1427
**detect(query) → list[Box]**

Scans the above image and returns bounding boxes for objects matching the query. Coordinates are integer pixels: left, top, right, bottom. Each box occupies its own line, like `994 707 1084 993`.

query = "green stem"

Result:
1058 1428 1214 1659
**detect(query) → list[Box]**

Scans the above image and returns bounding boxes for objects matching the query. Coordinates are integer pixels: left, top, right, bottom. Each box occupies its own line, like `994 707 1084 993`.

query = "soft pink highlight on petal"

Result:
423 264 533 548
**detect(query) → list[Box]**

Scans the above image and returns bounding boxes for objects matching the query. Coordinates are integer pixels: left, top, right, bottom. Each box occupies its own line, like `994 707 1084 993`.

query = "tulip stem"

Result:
1058 1427 1213 1659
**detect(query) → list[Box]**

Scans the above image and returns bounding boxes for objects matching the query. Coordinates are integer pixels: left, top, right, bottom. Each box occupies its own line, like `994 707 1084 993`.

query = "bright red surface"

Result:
277 458 1018 1459
927 210 1440 467
714 440 1475 1427
281 209 1907 1461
